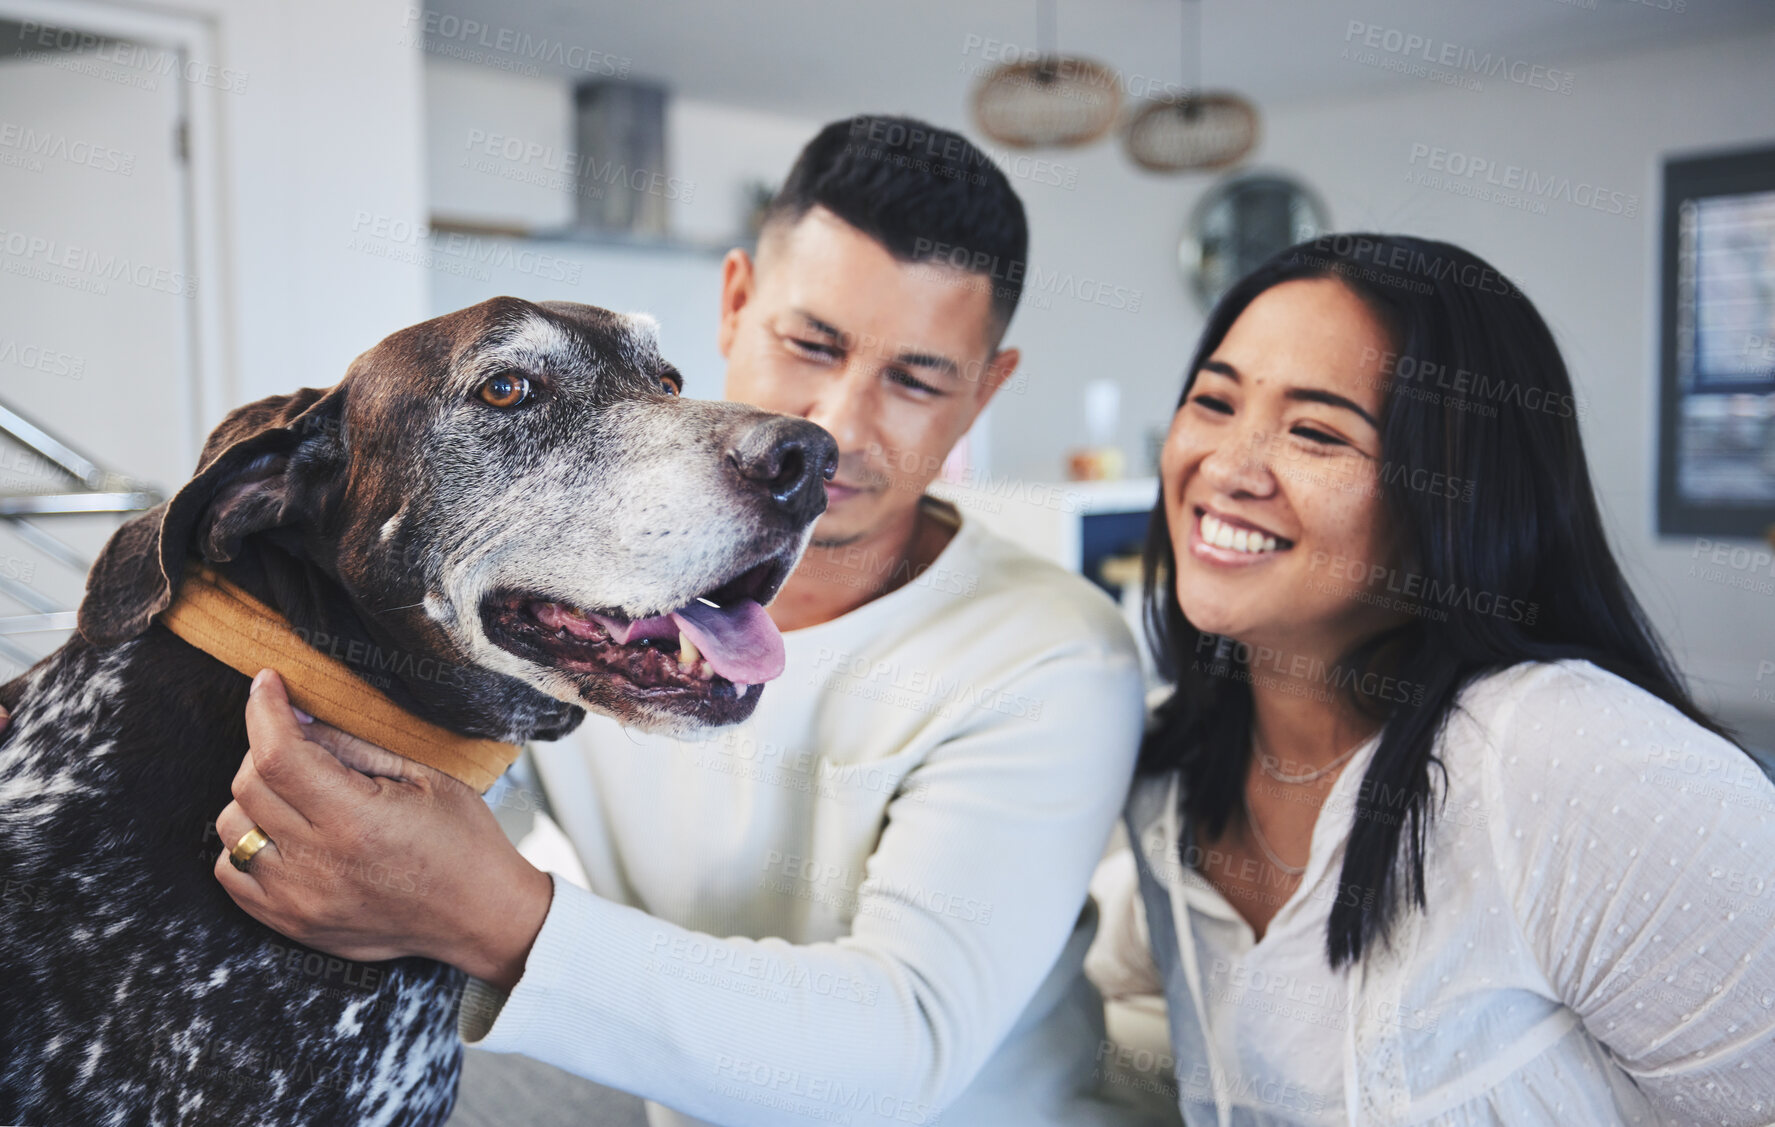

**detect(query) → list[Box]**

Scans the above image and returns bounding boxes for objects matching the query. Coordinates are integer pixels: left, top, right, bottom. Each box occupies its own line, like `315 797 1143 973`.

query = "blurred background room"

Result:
3 1 1773 1122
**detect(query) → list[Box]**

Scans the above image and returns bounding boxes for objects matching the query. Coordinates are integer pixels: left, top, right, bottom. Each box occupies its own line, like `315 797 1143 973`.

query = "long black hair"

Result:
1139 233 1735 968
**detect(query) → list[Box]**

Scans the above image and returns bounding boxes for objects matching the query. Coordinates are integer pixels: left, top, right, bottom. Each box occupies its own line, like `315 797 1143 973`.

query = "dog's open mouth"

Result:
480 556 793 705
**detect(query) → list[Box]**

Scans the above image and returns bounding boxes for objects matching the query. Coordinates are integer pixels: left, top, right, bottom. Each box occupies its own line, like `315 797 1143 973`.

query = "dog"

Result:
0 296 836 1126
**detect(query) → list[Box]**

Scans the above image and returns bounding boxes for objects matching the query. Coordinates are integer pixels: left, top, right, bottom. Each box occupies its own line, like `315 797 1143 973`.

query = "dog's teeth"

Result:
699 660 713 681
679 633 702 670
734 682 749 696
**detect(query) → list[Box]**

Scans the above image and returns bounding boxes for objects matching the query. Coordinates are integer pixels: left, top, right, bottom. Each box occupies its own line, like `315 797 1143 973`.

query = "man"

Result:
475 115 1148 1126
8 115 1149 1125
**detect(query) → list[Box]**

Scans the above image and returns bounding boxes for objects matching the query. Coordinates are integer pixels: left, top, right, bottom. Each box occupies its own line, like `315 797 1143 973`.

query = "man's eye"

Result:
1190 394 1232 414
889 369 940 395
789 338 841 360
478 371 532 408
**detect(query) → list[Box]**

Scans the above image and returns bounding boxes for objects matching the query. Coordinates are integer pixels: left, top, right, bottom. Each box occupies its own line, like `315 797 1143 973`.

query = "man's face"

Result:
717 206 1018 546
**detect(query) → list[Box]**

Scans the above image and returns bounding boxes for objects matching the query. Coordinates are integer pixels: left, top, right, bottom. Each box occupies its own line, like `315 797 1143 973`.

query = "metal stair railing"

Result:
0 399 162 670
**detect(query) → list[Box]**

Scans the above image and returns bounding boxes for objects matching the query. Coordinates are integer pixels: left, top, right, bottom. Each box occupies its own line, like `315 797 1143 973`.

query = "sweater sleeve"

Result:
1489 661 1775 1126
456 641 1146 1126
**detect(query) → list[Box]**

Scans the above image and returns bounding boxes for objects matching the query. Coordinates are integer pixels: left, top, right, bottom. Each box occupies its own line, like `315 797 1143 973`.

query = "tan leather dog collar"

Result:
158 566 519 793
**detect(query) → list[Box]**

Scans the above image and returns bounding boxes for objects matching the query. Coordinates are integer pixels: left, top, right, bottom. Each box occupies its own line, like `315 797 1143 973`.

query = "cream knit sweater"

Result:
459 500 1152 1126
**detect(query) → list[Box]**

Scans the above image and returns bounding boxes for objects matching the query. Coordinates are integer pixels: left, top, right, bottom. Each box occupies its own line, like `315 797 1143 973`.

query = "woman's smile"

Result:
1187 505 1295 567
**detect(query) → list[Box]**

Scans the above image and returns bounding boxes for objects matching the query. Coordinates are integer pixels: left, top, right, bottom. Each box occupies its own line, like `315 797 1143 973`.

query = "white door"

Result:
0 12 195 675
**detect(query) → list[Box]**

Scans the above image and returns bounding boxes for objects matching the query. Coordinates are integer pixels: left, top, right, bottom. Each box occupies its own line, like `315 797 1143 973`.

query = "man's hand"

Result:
213 669 553 991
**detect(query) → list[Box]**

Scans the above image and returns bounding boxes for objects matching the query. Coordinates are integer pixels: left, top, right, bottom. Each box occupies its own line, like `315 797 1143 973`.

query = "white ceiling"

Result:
423 0 1775 125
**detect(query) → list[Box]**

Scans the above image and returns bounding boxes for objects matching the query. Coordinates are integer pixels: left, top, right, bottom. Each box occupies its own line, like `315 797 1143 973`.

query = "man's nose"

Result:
803 371 874 451
729 415 839 524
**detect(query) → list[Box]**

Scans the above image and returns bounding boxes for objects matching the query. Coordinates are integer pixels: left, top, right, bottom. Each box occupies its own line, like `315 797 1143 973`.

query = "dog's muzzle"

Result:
478 413 837 728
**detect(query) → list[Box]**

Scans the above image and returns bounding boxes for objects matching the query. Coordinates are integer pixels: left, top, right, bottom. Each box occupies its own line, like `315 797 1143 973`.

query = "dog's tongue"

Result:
669 599 785 684
585 599 785 684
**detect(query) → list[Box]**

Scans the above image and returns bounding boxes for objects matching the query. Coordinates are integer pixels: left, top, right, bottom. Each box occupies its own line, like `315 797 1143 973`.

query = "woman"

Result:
1093 233 1775 1125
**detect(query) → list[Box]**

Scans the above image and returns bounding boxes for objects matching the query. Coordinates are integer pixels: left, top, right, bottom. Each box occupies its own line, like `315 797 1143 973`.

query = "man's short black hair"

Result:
762 114 1029 342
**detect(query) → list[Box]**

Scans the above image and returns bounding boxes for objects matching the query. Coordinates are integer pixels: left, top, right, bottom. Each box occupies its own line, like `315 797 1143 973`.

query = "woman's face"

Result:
1160 278 1404 657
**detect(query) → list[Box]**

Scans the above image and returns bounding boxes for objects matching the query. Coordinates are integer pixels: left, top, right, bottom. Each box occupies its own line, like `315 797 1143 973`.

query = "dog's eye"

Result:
478 372 532 409
659 373 681 396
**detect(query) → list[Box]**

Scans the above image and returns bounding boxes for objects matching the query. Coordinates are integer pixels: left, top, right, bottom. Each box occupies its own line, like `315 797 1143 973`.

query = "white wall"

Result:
666 98 820 245
425 57 573 229
981 128 1201 484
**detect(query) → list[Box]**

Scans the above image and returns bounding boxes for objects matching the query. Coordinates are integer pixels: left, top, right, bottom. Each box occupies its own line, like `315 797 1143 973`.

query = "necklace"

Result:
1241 790 1307 876
1254 727 1368 785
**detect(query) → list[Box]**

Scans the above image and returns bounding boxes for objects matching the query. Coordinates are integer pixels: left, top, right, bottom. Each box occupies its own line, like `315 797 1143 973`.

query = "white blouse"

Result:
1097 659 1775 1126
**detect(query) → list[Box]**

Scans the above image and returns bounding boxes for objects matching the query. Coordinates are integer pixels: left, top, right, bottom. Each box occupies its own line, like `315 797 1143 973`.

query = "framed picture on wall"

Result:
1657 144 1775 538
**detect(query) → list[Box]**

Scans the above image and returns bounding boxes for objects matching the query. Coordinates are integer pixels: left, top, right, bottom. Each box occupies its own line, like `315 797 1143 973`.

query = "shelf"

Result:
429 215 744 258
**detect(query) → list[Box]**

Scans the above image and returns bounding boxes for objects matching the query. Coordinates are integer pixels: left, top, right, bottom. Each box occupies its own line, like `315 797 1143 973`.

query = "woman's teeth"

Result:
1200 511 1280 554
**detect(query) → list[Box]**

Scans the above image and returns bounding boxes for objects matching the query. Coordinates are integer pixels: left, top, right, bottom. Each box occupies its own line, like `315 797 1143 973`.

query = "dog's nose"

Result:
730 416 838 523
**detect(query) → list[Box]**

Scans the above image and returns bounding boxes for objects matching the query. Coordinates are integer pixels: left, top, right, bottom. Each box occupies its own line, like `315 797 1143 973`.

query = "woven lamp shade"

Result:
1123 92 1258 172
972 56 1122 149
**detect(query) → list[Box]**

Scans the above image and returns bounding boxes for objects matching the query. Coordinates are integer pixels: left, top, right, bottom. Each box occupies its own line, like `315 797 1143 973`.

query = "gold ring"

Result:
230 825 273 872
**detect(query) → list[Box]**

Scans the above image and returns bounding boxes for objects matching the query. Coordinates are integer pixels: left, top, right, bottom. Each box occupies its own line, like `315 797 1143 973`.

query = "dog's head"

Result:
78 297 836 737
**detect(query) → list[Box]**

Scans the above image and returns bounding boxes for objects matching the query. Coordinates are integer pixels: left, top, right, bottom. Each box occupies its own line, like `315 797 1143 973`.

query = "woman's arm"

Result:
1492 662 1775 1126
462 646 1146 1125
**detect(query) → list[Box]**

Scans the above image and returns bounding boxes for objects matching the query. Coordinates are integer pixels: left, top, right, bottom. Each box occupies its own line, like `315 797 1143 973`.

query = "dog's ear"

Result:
77 386 347 646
